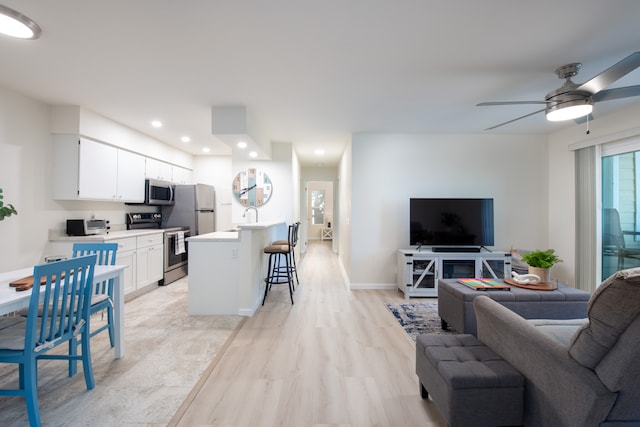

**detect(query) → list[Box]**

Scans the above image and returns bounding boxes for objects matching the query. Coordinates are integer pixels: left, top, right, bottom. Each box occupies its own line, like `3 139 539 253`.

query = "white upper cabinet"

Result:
172 166 192 184
145 158 173 182
146 158 192 184
52 136 145 202
78 138 118 200
116 149 146 201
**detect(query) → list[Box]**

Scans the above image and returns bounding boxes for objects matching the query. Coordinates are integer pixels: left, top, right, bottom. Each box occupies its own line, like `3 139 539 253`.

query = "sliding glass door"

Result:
602 148 640 280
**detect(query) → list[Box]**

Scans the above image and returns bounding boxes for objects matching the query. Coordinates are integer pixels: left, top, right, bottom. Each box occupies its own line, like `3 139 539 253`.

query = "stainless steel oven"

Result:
163 227 189 285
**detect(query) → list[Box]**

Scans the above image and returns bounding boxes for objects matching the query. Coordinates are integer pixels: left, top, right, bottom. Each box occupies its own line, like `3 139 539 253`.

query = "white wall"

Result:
338 140 352 279
349 133 549 286
232 142 294 230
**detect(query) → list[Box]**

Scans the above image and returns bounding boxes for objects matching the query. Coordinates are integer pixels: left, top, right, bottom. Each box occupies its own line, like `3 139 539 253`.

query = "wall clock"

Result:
232 168 273 207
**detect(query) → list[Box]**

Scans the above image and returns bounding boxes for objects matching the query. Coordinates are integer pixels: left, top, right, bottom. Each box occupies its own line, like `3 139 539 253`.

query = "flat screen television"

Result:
409 198 494 249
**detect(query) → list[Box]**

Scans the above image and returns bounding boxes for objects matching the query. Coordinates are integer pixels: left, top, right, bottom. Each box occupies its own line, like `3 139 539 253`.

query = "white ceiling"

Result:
2 1 640 166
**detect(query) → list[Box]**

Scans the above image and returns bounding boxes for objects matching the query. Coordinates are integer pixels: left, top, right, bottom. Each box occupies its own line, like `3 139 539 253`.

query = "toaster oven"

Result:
66 219 110 236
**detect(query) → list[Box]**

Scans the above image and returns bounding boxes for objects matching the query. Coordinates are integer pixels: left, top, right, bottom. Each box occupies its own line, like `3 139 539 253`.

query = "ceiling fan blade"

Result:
592 85 640 102
484 108 546 130
477 101 547 106
575 51 640 95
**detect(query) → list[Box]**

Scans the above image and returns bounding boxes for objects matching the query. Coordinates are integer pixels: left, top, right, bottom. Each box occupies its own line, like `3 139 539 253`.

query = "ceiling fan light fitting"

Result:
0 5 41 39
546 99 593 122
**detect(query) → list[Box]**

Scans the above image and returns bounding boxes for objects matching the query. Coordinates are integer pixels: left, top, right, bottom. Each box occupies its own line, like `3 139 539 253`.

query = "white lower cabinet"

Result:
117 247 137 295
49 231 164 297
135 234 164 288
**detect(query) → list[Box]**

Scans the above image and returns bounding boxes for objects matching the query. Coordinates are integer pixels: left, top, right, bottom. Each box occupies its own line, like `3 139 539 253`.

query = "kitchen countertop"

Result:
49 229 164 242
187 221 285 242
188 231 239 242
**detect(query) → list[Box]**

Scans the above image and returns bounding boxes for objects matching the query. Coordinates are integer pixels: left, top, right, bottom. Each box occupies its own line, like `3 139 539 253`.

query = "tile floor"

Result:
0 277 242 426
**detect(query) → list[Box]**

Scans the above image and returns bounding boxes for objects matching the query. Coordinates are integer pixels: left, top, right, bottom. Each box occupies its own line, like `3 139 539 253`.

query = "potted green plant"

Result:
521 249 562 283
0 187 18 221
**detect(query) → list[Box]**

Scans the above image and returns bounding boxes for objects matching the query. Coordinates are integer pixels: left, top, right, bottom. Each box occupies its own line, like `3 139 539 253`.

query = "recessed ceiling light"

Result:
249 151 258 158
202 147 210 153
151 120 162 128
0 5 41 40
314 149 325 155
181 136 191 143
237 141 247 149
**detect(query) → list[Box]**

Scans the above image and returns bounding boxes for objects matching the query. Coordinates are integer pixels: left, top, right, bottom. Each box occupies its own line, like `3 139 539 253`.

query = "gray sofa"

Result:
474 267 640 427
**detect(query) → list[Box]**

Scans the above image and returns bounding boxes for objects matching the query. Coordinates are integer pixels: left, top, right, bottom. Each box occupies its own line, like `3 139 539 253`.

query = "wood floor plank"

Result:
172 240 446 427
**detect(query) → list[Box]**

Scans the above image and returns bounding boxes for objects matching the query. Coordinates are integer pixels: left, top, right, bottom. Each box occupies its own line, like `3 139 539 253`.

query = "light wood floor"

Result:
171 240 447 427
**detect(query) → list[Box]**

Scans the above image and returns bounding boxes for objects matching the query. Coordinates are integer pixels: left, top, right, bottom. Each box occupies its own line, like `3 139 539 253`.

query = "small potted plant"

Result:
521 249 562 283
0 187 18 221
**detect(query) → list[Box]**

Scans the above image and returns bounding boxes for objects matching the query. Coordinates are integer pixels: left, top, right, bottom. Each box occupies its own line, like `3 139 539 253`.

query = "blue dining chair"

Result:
69 242 117 376
0 255 97 426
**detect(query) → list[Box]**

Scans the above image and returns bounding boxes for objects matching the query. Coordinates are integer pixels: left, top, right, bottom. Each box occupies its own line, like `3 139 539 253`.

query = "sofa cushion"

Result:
569 267 640 369
528 318 588 347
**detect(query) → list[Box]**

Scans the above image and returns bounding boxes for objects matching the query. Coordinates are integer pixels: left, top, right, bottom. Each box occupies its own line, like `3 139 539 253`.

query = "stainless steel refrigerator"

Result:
162 184 215 235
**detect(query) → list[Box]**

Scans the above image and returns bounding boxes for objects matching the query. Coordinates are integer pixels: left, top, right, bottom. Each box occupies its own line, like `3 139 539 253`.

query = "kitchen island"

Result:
187 221 286 316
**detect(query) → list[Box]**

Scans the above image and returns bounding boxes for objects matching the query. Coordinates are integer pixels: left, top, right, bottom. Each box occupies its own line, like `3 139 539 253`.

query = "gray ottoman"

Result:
416 334 524 427
438 279 590 336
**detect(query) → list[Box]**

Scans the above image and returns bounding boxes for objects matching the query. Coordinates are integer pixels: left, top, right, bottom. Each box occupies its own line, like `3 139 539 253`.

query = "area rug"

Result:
386 302 456 340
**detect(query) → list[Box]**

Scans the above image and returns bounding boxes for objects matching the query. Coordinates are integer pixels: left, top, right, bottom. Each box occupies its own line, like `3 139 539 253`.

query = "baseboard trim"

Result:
350 283 397 290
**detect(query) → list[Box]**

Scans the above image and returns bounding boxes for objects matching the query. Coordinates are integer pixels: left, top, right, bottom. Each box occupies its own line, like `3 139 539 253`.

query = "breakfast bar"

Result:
187 221 286 316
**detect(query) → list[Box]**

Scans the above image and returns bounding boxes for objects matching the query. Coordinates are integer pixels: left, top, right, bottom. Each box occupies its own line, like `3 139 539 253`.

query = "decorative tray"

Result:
504 277 558 291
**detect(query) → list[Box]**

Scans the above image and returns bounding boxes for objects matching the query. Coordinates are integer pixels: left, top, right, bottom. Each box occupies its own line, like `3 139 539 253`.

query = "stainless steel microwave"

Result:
145 179 175 205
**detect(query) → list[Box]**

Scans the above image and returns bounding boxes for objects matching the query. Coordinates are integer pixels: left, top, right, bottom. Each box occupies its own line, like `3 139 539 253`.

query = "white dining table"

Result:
0 264 128 359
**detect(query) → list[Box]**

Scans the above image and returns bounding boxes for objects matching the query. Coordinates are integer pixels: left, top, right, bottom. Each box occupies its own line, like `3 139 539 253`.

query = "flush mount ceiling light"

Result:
314 149 325 155
546 99 593 121
0 5 41 39
181 136 190 143
237 141 247 149
544 81 593 122
151 120 162 128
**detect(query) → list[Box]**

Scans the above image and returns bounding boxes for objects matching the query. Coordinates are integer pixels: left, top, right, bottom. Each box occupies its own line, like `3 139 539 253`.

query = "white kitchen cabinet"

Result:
48 231 164 297
116 150 146 201
145 158 173 181
52 135 145 202
172 166 192 184
78 138 118 200
112 237 138 295
135 234 164 287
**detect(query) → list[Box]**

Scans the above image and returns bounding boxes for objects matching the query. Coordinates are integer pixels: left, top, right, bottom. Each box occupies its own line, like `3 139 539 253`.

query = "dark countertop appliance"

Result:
127 212 189 285
66 219 110 236
162 184 215 235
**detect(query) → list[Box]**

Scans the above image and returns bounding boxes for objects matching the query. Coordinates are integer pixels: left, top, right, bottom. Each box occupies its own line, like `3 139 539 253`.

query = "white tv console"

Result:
397 248 512 298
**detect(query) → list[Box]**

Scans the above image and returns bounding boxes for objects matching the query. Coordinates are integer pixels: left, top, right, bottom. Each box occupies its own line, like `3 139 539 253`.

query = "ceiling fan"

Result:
477 52 640 130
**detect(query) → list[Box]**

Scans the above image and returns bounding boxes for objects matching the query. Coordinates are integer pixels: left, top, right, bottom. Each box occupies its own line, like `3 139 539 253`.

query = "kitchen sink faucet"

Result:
243 206 258 223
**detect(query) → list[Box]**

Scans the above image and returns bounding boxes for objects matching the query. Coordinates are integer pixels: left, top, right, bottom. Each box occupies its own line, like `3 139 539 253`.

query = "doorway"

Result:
305 181 335 252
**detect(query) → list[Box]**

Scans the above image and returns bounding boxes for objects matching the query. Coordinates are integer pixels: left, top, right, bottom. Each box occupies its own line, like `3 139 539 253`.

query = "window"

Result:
311 189 325 225
601 142 640 280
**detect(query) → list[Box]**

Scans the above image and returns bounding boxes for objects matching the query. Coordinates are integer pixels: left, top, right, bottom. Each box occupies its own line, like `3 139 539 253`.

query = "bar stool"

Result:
272 222 300 287
263 229 295 304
